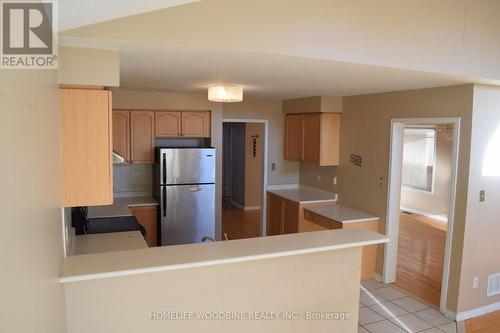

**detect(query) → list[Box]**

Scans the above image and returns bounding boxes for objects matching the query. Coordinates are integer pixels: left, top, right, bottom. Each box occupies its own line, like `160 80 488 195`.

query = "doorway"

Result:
385 118 460 315
222 119 268 240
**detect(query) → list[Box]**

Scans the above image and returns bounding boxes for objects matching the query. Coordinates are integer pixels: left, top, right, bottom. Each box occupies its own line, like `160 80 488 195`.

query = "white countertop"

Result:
267 185 337 204
87 196 158 219
70 231 148 256
60 228 388 283
305 205 379 224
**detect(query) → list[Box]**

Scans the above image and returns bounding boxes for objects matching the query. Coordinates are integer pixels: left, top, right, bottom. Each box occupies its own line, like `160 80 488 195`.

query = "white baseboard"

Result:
229 200 245 210
229 200 260 211
373 273 383 282
400 207 448 223
456 300 500 321
444 309 457 321
244 206 261 211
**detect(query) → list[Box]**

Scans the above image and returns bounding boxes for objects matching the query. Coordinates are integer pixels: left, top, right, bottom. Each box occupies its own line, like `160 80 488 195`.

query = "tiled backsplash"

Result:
113 164 153 194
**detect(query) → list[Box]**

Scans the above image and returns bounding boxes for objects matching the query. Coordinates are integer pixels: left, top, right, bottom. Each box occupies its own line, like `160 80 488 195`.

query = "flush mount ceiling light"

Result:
208 85 243 103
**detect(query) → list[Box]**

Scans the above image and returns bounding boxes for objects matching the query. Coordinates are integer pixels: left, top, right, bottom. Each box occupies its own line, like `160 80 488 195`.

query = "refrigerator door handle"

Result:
162 186 167 217
189 185 202 192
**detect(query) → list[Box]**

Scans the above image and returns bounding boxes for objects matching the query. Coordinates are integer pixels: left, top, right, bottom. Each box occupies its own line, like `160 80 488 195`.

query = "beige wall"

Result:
301 85 473 312
112 89 224 239
340 85 473 313
245 123 264 208
457 85 500 313
400 128 453 219
0 71 67 331
223 98 300 186
300 164 337 192
283 96 343 114
64 248 361 333
59 46 120 86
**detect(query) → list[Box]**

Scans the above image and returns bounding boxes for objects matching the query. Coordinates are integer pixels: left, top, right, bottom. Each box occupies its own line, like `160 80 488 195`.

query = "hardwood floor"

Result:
466 310 500 333
395 211 447 307
222 199 260 240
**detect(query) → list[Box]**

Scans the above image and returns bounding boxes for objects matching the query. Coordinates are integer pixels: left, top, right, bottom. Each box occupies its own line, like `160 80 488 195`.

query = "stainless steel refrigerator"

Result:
154 148 216 246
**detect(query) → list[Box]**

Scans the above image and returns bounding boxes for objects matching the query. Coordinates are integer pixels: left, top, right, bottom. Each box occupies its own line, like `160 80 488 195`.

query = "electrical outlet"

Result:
332 176 337 185
271 163 276 171
316 175 322 181
480 190 486 202
473 277 479 289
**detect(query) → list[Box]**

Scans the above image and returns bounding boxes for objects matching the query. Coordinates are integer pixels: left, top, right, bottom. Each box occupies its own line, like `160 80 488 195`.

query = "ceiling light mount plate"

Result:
208 84 243 103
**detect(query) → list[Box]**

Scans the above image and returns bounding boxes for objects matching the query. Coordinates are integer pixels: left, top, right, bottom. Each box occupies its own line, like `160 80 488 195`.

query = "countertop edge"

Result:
297 199 338 204
267 187 338 204
126 202 159 207
304 205 379 224
59 230 388 284
341 217 379 224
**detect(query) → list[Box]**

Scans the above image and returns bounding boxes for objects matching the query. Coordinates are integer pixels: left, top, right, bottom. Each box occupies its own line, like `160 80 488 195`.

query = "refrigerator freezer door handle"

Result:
162 153 167 184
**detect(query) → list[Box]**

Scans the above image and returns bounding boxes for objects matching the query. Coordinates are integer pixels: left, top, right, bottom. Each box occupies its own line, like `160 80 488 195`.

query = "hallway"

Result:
222 199 260 240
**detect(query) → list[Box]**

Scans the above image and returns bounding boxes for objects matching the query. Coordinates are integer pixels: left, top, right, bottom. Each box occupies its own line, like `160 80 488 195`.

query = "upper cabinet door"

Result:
130 111 155 164
302 114 321 164
319 113 340 166
60 88 113 207
284 114 304 161
284 113 340 166
155 111 181 137
181 111 210 137
112 110 130 163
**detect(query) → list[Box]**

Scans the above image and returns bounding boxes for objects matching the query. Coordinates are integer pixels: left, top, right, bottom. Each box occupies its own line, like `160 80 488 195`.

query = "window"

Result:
401 128 436 192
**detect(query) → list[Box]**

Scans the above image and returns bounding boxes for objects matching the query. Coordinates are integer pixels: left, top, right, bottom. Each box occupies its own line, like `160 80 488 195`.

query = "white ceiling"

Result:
58 0 200 31
61 37 477 99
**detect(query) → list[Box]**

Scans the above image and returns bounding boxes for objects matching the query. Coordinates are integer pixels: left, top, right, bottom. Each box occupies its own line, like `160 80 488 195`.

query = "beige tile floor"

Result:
359 280 457 333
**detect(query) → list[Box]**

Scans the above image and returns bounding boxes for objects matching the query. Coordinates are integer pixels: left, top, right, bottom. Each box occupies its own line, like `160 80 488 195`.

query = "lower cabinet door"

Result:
267 193 283 236
283 199 299 234
129 205 158 247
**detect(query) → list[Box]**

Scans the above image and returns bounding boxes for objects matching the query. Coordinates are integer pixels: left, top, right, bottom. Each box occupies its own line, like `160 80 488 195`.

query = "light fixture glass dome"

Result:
208 85 243 103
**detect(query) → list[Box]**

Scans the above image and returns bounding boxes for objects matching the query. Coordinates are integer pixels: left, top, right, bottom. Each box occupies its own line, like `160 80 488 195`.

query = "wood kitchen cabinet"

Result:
129 205 158 247
182 111 211 137
284 114 303 161
267 193 299 235
60 88 113 207
130 111 155 164
284 113 340 166
112 110 130 163
267 192 333 236
302 209 379 280
155 111 181 137
267 193 284 236
156 111 211 138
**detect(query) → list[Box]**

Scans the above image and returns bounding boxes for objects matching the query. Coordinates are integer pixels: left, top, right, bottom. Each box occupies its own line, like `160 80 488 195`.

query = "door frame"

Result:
384 117 461 316
222 118 269 237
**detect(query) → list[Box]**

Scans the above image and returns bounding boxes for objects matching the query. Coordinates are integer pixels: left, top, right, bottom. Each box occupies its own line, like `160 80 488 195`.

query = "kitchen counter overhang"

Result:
59 228 388 283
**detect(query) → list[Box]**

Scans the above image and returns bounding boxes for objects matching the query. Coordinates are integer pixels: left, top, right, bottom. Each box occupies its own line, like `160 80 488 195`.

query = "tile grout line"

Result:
359 282 455 333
